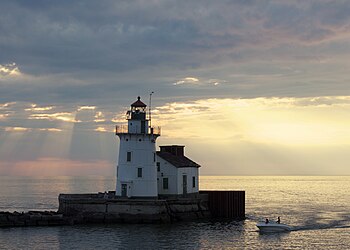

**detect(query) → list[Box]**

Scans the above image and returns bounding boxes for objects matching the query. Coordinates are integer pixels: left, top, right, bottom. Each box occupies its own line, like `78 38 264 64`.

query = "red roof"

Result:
131 96 147 107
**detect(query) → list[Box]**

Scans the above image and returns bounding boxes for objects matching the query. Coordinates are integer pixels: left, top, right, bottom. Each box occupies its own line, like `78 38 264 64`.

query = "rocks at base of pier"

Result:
0 211 67 227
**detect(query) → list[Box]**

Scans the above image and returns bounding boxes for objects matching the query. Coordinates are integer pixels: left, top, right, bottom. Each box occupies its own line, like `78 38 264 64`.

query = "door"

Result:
121 184 127 197
182 175 187 195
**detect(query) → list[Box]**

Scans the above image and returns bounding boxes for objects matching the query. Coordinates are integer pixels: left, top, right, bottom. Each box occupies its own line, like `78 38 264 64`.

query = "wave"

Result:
292 221 350 231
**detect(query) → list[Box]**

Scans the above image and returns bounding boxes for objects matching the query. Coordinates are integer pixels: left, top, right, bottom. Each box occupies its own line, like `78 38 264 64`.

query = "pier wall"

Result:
58 193 210 224
0 190 245 227
200 191 245 219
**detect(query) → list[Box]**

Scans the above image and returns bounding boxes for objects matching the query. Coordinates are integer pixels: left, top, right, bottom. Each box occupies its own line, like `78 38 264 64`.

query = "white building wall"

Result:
116 133 158 197
157 157 177 195
157 157 199 195
176 167 199 195
128 120 149 134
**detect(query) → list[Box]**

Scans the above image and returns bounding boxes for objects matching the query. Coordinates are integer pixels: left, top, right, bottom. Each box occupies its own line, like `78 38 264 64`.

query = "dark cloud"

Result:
2 1 350 175
0 1 350 131
1 0 348 76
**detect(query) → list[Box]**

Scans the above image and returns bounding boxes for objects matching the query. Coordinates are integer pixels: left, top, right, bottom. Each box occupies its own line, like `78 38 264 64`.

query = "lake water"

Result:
0 176 349 249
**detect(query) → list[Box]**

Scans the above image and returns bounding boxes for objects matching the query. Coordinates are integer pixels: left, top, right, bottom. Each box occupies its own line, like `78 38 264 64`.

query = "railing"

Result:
151 126 161 135
115 125 161 135
115 125 128 134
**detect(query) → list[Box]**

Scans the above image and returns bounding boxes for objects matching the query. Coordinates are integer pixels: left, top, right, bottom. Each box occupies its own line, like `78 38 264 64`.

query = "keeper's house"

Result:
156 145 200 196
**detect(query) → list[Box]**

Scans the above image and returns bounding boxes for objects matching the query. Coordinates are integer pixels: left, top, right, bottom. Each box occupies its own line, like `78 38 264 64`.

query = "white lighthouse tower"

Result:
115 96 160 198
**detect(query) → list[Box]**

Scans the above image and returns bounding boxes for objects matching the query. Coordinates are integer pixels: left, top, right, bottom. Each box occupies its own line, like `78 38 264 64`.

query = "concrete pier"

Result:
58 192 210 224
0 190 245 227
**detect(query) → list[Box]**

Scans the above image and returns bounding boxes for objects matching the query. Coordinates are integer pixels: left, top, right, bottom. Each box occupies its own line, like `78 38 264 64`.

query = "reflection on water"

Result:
0 176 349 249
0 176 114 211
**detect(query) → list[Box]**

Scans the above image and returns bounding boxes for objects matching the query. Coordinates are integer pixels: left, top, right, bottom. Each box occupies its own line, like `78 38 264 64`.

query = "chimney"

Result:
159 145 184 156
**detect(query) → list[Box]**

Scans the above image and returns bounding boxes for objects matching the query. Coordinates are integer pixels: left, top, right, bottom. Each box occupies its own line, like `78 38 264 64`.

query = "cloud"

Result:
39 128 62 132
29 112 78 123
0 114 8 120
1 1 350 175
0 101 121 136
208 79 222 86
0 1 350 108
25 104 54 111
293 96 350 107
78 106 96 111
0 102 17 109
154 97 350 145
94 111 106 123
154 96 350 175
1 1 349 76
173 77 226 86
4 127 29 132
0 63 21 77
1 96 350 175
173 77 199 85
95 127 109 133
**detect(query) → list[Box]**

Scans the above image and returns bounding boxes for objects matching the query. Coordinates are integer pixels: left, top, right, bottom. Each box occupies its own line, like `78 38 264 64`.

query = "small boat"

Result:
256 221 293 232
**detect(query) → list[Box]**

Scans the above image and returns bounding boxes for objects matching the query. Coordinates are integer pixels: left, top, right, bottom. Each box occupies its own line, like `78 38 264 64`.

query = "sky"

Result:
1 0 350 176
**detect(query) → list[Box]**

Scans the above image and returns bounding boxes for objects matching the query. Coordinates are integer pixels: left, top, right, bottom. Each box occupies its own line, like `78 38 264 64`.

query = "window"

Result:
137 168 142 178
163 178 168 190
192 176 196 188
157 162 160 172
127 152 132 162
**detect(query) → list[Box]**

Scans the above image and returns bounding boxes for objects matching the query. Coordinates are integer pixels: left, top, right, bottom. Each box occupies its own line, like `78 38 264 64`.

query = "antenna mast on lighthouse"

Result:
149 91 154 129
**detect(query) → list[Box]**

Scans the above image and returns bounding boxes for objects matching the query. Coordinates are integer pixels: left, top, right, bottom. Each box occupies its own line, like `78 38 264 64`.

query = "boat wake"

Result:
251 214 350 233
291 217 350 231
249 213 350 233
292 223 350 231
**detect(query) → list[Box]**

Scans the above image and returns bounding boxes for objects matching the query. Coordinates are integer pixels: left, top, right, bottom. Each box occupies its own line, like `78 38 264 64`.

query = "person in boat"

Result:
277 217 280 224
265 218 269 224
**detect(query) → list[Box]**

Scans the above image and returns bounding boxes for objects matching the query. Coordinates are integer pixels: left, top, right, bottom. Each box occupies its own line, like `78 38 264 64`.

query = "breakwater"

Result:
0 190 245 227
0 211 66 227
58 192 210 224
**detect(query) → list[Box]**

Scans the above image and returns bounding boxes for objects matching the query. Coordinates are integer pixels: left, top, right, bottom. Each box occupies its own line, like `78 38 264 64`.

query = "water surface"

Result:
0 176 349 249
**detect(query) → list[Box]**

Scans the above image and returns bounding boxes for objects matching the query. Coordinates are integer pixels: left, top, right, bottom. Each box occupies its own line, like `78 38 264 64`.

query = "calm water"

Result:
0 176 349 249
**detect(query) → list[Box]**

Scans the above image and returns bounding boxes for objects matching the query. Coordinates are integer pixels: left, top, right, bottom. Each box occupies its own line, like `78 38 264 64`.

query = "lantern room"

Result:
127 96 147 120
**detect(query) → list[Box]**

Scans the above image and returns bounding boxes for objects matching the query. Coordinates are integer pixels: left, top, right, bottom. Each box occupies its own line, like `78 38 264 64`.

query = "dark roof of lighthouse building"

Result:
156 151 201 168
131 96 147 107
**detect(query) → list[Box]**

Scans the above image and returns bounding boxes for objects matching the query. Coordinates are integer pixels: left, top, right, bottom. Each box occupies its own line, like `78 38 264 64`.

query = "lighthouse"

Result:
115 96 160 198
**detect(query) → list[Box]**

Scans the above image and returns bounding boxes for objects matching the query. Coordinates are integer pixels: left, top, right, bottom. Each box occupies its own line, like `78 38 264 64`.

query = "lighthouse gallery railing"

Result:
115 125 161 135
